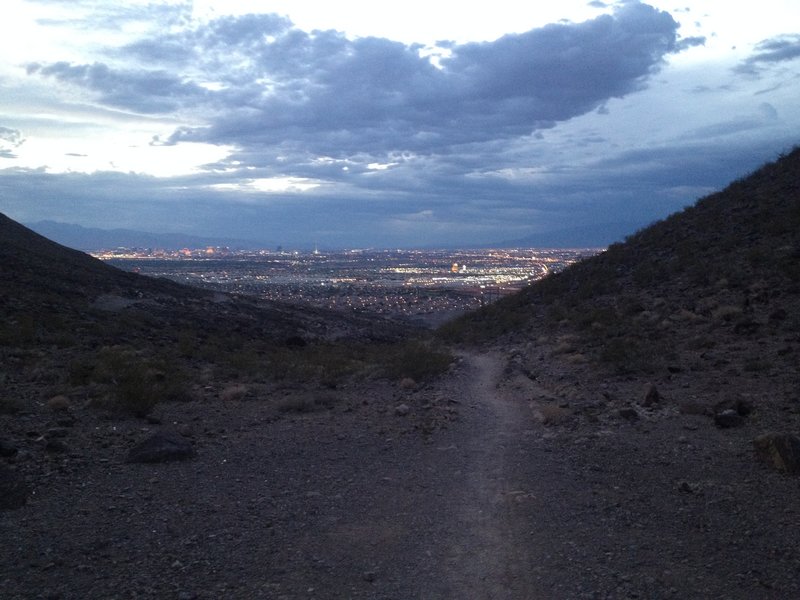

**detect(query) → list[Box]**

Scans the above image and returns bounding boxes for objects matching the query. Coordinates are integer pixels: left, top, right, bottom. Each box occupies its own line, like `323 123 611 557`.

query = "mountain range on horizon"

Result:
24 220 262 252
23 218 644 253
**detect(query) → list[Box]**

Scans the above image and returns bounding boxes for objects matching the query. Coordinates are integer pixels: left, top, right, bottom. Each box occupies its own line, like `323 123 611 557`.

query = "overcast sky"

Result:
1 0 798 248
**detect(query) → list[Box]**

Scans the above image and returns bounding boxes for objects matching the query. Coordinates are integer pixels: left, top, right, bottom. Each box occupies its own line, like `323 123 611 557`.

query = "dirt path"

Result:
436 351 539 598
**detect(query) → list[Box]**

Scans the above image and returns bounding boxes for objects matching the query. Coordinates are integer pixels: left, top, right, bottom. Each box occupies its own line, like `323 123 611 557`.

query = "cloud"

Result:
27 3 688 163
27 61 208 114
0 126 24 159
735 34 800 75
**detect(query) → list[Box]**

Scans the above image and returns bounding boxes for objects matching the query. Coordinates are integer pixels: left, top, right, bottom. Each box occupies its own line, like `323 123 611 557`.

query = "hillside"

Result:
442 147 800 378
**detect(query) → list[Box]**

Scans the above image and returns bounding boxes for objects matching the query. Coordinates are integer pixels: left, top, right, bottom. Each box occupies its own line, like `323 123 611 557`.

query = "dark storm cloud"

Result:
27 3 688 158
735 34 800 75
26 62 208 114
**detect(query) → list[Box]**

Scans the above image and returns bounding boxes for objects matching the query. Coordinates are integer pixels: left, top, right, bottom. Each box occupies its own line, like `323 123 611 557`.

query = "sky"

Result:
0 0 799 249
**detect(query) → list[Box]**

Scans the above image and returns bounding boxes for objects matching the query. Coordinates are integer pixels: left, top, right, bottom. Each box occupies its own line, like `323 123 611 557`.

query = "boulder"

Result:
753 433 800 474
126 430 196 464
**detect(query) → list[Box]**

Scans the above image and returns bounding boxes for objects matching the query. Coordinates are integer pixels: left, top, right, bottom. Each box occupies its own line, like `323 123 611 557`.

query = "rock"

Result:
714 409 744 429
643 384 662 407
394 404 410 417
0 465 30 510
362 571 377 583
715 397 753 417
46 395 70 411
753 433 800 474
125 430 196 463
399 378 416 390
618 407 639 421
46 427 69 439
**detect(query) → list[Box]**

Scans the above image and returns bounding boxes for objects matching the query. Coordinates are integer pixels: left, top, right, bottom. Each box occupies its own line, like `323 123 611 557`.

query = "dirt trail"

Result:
436 351 538 598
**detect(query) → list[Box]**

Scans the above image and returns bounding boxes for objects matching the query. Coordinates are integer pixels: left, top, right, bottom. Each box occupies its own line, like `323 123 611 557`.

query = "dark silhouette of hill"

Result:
1 213 190 304
441 147 800 375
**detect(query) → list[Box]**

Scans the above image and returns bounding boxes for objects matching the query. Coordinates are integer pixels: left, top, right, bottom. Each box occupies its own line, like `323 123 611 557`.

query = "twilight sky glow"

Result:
1 0 799 248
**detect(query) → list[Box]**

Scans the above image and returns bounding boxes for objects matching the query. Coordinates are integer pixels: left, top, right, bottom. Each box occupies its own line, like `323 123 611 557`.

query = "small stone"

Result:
145 414 162 425
394 404 410 417
362 571 377 583
714 409 744 429
399 378 416 390
46 427 69 439
46 395 70 412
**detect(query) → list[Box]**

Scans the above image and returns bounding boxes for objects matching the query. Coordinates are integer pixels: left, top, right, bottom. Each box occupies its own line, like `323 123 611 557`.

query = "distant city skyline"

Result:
1 1 799 247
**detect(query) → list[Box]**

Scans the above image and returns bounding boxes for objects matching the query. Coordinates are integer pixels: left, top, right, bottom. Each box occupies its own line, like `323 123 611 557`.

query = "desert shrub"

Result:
379 340 453 381
84 346 189 416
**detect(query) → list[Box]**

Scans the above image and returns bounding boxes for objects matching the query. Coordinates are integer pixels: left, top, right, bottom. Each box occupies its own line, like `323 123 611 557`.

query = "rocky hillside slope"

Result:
442 147 800 378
